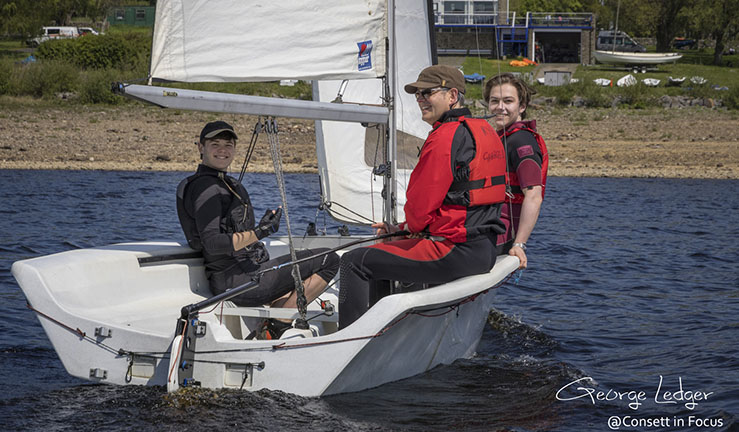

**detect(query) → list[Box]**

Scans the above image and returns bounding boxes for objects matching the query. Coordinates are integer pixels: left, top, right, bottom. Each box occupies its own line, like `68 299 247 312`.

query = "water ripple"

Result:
0 173 736 431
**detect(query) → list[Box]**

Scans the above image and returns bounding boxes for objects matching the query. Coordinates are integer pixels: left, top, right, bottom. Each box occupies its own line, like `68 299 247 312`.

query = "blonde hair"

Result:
483 73 537 119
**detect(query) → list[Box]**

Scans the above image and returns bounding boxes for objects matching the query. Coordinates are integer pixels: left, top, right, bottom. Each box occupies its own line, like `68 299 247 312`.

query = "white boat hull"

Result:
12 237 518 396
593 50 682 65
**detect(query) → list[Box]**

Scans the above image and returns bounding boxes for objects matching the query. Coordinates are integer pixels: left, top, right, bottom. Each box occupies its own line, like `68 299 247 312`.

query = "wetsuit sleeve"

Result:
188 179 235 255
403 125 454 233
507 130 543 188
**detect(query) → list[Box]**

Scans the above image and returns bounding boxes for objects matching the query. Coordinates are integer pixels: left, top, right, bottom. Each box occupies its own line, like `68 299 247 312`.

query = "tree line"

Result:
2 0 736 66
513 0 738 65
0 0 153 36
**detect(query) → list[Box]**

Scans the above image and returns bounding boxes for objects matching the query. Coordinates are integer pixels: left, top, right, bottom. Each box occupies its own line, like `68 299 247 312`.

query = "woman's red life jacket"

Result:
448 117 507 207
500 120 548 204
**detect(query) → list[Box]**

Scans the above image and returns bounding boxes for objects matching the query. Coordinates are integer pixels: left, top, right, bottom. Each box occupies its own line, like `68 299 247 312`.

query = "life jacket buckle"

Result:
505 185 515 199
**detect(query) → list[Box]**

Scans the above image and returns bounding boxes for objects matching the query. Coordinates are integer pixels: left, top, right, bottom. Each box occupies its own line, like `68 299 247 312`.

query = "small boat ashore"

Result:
593 50 683 65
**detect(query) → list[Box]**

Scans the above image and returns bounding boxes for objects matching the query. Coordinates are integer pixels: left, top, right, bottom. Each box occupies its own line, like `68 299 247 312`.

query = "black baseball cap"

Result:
199 121 238 143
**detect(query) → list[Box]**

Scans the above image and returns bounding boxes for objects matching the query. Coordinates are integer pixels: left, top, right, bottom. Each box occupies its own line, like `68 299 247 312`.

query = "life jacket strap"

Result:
509 184 523 195
449 175 506 192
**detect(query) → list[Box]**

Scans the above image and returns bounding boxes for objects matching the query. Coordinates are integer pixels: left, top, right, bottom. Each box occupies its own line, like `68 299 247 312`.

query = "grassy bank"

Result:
1 30 737 110
461 51 738 109
0 27 313 105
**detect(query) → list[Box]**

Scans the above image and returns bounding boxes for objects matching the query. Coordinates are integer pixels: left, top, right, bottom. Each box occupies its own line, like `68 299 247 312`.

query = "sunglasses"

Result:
414 87 449 100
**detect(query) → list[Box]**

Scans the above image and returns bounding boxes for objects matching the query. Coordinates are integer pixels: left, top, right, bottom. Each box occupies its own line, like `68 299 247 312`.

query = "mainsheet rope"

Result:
265 117 309 329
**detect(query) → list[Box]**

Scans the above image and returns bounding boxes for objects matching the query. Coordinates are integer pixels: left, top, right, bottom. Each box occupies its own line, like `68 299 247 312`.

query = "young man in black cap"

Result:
337 65 509 329
176 121 339 339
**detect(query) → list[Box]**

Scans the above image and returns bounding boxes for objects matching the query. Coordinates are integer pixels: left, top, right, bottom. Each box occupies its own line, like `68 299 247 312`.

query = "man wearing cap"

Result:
176 121 339 339
338 65 508 329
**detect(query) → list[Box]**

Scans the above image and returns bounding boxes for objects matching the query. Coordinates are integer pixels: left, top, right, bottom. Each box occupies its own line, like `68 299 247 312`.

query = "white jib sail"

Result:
151 0 387 82
314 0 434 225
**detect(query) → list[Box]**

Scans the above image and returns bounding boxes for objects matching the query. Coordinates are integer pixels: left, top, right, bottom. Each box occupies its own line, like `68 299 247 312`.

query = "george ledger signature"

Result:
556 375 714 410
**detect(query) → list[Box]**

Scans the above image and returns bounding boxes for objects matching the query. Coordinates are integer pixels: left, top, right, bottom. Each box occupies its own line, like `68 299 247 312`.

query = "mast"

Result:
611 0 621 53
384 0 398 224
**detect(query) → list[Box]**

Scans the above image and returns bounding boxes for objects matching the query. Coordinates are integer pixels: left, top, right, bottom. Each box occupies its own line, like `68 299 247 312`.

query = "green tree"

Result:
655 0 688 51
686 0 739 65
0 0 116 36
511 0 585 13
0 0 53 36
511 0 658 37
598 0 658 37
1 2 19 35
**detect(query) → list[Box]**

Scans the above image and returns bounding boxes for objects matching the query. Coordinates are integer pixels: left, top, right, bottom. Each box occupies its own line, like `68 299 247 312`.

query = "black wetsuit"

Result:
177 164 338 306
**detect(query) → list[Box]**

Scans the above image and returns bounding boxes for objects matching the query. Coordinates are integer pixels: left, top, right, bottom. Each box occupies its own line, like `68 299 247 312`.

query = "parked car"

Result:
596 30 646 53
672 38 697 49
26 26 80 47
78 27 100 36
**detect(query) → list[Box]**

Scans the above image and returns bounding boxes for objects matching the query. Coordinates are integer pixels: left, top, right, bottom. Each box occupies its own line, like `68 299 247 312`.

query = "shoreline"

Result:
1 161 736 179
1 102 737 179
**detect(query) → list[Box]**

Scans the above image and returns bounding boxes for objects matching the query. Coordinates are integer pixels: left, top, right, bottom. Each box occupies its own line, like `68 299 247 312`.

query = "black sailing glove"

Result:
254 208 282 240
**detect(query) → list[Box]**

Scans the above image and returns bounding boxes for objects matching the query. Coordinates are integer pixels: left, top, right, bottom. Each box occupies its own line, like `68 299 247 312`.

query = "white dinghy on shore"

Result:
593 50 683 66
12 0 520 396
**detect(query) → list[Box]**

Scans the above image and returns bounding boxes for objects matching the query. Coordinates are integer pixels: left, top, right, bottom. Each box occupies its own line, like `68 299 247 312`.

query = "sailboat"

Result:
593 0 681 69
592 50 682 66
12 0 520 396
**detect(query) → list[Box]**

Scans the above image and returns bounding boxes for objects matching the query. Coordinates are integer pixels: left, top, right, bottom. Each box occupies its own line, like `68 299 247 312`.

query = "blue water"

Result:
0 170 737 432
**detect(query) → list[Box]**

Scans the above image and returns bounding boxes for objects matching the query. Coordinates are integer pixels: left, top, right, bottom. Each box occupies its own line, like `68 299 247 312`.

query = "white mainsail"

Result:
151 0 387 82
146 0 435 226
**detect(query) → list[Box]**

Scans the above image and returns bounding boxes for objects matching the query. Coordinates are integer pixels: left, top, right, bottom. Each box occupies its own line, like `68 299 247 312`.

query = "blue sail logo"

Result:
357 40 373 71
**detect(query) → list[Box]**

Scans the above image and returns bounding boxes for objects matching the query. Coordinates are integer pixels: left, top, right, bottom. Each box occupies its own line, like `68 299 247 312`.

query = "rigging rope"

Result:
491 17 517 241
324 200 376 225
25 270 514 380
265 117 309 329
186 272 514 356
238 117 264 182
25 302 121 356
474 22 485 96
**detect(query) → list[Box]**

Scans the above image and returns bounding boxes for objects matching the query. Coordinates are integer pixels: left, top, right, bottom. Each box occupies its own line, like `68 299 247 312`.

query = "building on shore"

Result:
432 0 596 64
106 6 156 27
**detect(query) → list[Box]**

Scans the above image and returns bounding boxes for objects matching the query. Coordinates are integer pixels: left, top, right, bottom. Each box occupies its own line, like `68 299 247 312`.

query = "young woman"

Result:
484 73 549 269
176 121 339 339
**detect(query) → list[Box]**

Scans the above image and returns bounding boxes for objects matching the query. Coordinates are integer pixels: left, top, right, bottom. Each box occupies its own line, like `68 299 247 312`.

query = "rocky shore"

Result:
1 99 737 179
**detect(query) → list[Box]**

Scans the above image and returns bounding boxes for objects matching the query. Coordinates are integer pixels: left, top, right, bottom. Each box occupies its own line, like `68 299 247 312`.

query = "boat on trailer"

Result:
12 0 520 396
593 50 683 66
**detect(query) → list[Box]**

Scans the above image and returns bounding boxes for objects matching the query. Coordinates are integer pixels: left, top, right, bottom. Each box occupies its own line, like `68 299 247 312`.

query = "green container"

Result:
107 6 156 27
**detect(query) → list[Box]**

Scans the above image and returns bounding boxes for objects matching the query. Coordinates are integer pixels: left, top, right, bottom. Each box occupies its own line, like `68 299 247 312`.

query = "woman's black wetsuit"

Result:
177 164 338 305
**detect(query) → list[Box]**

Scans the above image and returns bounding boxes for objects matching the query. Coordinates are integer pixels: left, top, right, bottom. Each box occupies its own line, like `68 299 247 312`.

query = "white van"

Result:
596 30 646 53
26 26 80 47
78 27 100 36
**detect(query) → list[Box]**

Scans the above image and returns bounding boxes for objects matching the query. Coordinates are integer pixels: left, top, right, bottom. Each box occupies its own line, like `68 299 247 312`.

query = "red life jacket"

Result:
500 120 548 205
448 117 507 207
